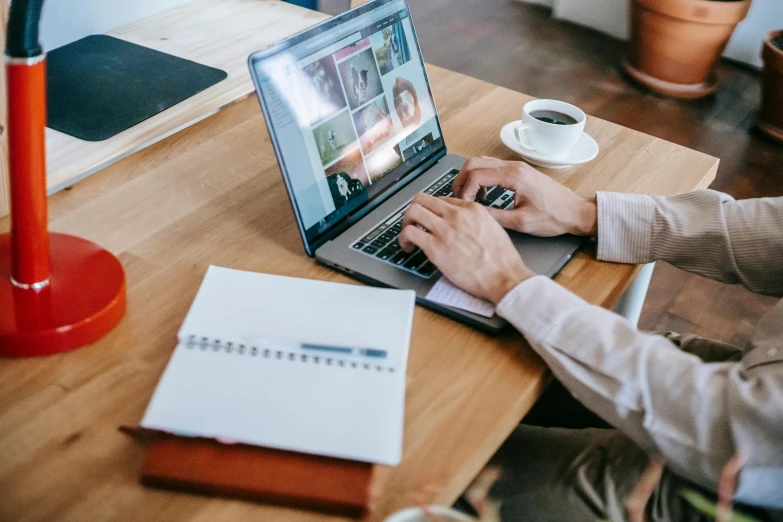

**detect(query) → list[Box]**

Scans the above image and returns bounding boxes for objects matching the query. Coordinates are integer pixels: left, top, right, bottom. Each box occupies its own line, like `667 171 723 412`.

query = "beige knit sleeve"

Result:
596 190 783 297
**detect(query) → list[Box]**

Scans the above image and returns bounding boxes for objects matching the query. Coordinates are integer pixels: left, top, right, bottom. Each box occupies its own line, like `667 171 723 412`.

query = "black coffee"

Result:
530 110 578 126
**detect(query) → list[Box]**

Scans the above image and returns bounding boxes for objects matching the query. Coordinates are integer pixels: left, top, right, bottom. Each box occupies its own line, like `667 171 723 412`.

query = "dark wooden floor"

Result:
409 0 782 346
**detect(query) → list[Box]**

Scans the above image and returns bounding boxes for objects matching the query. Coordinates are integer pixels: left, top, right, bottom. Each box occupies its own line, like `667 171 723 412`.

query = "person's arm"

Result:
597 190 783 296
397 192 783 507
496 276 783 506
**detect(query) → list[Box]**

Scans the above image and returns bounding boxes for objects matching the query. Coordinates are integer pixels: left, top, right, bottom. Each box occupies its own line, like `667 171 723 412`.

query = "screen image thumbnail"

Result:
374 23 411 76
301 57 348 125
353 97 395 156
333 37 371 61
366 144 403 184
312 110 359 167
338 48 384 110
324 148 369 209
401 132 434 160
392 76 422 130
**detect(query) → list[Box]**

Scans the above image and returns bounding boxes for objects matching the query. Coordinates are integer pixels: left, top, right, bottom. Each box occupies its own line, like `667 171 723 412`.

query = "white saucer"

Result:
500 120 599 169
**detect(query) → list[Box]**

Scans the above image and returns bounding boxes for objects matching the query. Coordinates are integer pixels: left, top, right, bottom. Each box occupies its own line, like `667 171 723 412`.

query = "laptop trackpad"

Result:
508 231 584 276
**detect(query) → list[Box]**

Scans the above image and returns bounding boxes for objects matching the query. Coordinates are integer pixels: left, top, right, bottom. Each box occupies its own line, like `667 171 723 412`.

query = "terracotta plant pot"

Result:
624 0 752 99
758 30 783 144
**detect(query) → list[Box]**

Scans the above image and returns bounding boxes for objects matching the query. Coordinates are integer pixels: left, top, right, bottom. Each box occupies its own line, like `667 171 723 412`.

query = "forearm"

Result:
595 190 783 297
496 277 686 458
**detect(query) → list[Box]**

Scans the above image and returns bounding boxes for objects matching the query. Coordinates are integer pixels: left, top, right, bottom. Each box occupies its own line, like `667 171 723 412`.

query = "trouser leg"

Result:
462 425 715 522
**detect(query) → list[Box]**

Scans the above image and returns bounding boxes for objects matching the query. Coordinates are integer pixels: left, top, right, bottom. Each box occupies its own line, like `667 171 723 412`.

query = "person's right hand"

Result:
452 157 598 237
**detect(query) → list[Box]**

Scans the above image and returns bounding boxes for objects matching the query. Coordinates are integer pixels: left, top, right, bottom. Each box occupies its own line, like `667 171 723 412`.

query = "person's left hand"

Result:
399 193 535 304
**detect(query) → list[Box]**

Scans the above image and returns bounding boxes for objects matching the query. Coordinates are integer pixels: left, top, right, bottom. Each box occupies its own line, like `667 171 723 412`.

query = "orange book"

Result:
142 435 378 517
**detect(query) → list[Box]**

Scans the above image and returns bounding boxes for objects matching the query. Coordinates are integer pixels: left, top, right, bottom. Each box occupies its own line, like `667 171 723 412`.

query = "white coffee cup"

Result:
515 99 586 157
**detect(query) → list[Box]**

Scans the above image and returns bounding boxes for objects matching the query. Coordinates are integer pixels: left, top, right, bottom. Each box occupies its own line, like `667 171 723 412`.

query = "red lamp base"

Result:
0 232 126 357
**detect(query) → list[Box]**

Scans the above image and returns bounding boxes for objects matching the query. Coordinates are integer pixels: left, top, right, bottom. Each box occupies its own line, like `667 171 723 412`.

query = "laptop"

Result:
247 0 582 333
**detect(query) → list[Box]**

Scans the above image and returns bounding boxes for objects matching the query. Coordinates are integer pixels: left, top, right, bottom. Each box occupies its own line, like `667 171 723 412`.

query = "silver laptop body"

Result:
248 0 582 333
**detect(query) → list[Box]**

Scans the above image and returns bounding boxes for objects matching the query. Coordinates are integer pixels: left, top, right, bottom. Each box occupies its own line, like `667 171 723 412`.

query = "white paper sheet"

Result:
425 277 495 318
141 266 416 465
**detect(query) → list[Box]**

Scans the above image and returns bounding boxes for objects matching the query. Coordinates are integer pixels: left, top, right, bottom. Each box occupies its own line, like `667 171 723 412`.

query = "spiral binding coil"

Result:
183 335 396 373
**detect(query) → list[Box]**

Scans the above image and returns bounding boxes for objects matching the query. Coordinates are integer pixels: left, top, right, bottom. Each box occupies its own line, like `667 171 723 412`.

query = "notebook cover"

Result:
142 435 377 517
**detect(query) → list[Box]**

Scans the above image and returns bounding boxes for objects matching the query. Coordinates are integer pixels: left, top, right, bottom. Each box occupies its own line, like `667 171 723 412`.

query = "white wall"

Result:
724 0 782 67
38 0 196 51
519 0 783 69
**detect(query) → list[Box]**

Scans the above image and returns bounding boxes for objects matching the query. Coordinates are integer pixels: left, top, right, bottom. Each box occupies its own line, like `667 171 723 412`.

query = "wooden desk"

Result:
0 64 717 521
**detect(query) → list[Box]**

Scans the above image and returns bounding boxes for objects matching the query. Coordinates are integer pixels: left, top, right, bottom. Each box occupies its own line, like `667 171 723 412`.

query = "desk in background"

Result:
0 1 717 521
0 0 328 218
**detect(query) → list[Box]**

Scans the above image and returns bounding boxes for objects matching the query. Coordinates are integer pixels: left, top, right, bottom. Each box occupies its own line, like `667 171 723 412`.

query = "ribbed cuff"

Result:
596 192 655 264
496 276 586 345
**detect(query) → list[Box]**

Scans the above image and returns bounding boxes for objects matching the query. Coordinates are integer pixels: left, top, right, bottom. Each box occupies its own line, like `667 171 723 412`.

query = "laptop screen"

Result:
250 0 445 246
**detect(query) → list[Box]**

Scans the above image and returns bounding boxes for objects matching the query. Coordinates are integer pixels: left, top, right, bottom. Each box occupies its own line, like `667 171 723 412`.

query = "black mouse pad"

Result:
47 35 228 142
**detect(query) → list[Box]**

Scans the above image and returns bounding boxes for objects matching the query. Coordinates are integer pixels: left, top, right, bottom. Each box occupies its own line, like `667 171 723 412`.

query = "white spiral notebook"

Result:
141 266 416 465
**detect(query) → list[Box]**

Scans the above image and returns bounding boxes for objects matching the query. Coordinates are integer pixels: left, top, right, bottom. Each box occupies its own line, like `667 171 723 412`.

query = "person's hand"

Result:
399 194 535 304
453 157 598 237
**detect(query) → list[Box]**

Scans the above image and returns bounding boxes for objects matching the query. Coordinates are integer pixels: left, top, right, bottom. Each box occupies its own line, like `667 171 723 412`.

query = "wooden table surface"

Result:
0 64 717 521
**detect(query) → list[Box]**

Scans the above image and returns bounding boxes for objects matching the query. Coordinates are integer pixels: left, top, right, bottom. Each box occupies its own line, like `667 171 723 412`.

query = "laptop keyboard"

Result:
350 168 516 278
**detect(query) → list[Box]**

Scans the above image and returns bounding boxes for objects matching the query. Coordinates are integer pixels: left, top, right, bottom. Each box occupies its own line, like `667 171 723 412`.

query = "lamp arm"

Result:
6 0 45 58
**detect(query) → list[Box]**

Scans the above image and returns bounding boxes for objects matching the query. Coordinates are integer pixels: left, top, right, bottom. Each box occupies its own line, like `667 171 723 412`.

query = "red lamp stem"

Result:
7 56 50 287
